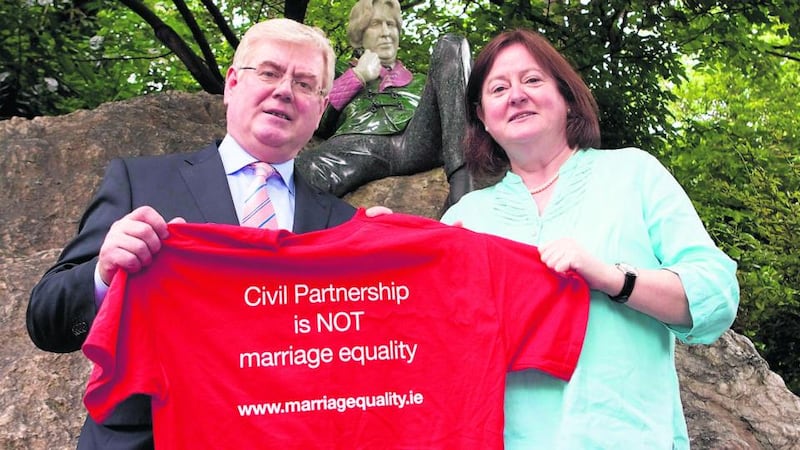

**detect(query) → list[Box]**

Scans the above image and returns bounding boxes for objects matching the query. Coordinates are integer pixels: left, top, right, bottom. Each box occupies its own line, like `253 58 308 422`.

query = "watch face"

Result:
616 263 638 276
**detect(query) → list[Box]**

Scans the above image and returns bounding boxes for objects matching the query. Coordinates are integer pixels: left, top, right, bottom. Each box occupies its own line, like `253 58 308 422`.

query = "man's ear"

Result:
319 96 329 116
222 66 238 105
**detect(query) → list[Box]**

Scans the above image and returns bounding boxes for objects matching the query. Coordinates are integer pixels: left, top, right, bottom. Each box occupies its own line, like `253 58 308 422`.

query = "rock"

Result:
678 330 800 448
0 91 227 259
1 91 798 449
1 250 89 449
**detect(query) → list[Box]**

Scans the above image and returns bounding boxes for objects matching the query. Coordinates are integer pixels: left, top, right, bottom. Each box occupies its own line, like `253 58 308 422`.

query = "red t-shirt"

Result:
83 210 589 449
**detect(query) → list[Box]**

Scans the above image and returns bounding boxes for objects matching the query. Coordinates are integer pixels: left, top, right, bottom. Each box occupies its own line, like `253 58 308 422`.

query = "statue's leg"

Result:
295 134 393 197
405 33 474 210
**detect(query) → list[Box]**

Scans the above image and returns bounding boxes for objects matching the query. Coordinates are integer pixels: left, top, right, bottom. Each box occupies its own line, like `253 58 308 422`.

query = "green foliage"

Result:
1 0 100 117
306 1 354 61
1 0 281 118
661 45 800 393
1 1 188 118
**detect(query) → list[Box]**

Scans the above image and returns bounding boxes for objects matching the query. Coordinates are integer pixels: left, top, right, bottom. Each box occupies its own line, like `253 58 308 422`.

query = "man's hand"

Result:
353 49 382 83
97 206 185 285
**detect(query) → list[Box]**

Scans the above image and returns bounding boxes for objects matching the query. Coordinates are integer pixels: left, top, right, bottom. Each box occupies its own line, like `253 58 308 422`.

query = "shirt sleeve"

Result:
482 234 590 381
638 151 740 344
328 69 364 111
93 264 110 308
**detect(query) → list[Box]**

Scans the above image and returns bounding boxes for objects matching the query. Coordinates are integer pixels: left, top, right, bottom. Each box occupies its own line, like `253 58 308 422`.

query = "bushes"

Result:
662 62 800 394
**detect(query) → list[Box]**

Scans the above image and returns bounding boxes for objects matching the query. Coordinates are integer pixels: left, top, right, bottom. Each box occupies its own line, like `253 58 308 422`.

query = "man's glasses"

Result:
238 65 325 97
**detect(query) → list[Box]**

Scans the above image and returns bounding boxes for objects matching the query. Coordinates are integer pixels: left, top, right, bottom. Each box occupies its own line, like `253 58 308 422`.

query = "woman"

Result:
295 0 473 209
441 29 740 449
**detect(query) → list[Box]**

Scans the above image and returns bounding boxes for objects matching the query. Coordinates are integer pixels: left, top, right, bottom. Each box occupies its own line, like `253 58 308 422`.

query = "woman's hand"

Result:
540 238 691 326
539 237 631 301
539 238 613 291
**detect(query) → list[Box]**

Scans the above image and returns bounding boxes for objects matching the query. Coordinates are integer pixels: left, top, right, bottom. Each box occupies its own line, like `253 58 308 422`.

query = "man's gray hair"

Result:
232 18 336 95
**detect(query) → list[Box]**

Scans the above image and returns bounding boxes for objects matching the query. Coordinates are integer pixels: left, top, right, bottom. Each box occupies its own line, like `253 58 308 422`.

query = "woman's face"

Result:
477 43 569 154
361 3 399 66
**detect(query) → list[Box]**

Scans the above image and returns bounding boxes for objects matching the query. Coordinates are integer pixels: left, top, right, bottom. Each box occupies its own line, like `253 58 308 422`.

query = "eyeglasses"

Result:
238 65 326 97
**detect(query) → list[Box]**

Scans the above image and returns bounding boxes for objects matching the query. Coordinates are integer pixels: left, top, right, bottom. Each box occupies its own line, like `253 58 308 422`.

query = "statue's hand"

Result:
353 50 381 83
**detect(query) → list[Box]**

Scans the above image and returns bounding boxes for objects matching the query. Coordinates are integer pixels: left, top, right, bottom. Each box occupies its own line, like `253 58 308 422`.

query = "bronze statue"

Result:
295 0 472 210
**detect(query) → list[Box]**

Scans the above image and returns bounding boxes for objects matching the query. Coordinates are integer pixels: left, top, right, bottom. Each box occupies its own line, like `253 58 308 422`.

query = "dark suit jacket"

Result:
26 142 356 436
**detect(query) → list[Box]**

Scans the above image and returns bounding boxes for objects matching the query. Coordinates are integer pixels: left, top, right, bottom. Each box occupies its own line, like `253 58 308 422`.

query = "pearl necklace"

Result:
528 172 560 195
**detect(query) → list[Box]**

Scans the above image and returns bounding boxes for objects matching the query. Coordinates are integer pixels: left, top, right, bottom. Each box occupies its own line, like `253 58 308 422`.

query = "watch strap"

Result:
610 263 636 303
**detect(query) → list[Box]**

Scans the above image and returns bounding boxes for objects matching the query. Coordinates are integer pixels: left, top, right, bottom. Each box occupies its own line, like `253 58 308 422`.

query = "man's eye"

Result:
261 71 281 80
295 80 312 92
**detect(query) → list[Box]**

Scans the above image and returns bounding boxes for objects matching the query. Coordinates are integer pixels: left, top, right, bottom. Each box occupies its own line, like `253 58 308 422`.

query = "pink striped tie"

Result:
241 162 278 229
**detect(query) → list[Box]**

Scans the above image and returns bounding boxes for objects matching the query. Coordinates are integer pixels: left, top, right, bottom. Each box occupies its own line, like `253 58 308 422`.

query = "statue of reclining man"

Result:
295 0 473 211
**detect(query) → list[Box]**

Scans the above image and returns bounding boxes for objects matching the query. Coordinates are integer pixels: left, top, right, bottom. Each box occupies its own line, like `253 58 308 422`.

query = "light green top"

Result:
441 148 739 449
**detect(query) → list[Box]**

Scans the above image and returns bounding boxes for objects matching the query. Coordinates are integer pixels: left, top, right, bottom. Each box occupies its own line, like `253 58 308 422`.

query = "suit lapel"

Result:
179 143 240 225
177 143 341 230
293 172 333 233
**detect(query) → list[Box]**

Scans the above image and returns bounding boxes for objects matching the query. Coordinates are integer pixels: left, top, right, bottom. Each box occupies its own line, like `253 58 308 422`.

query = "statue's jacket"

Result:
324 60 426 137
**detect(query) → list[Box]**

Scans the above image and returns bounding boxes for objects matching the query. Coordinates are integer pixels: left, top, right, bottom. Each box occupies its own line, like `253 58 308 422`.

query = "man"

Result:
26 18 361 449
295 0 473 211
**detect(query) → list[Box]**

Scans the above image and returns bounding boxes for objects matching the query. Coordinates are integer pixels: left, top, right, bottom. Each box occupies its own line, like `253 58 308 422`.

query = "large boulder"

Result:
1 91 798 449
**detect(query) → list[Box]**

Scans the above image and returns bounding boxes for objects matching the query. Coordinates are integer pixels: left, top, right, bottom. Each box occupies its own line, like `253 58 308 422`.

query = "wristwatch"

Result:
609 263 638 303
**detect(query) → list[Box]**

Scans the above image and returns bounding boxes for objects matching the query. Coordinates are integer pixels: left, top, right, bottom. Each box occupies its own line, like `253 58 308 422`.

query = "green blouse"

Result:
441 147 739 449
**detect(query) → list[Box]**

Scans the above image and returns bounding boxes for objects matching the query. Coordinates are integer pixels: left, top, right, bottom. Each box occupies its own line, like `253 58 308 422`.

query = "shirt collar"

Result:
219 134 295 191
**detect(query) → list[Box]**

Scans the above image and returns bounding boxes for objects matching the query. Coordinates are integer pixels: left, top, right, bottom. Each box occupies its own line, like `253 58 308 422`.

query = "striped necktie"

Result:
241 162 278 229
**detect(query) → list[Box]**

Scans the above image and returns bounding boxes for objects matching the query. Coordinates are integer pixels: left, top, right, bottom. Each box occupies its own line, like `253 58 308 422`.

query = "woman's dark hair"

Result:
464 29 601 181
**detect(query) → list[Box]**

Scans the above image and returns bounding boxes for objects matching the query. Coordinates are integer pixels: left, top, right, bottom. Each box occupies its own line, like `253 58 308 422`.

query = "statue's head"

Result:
347 0 402 67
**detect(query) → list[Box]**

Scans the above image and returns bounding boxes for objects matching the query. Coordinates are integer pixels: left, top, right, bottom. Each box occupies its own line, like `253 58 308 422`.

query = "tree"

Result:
1 0 285 118
662 48 800 394
1 0 107 117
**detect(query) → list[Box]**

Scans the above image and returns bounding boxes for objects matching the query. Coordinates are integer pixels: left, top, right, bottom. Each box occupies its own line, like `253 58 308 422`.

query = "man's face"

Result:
224 39 328 163
361 3 399 67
